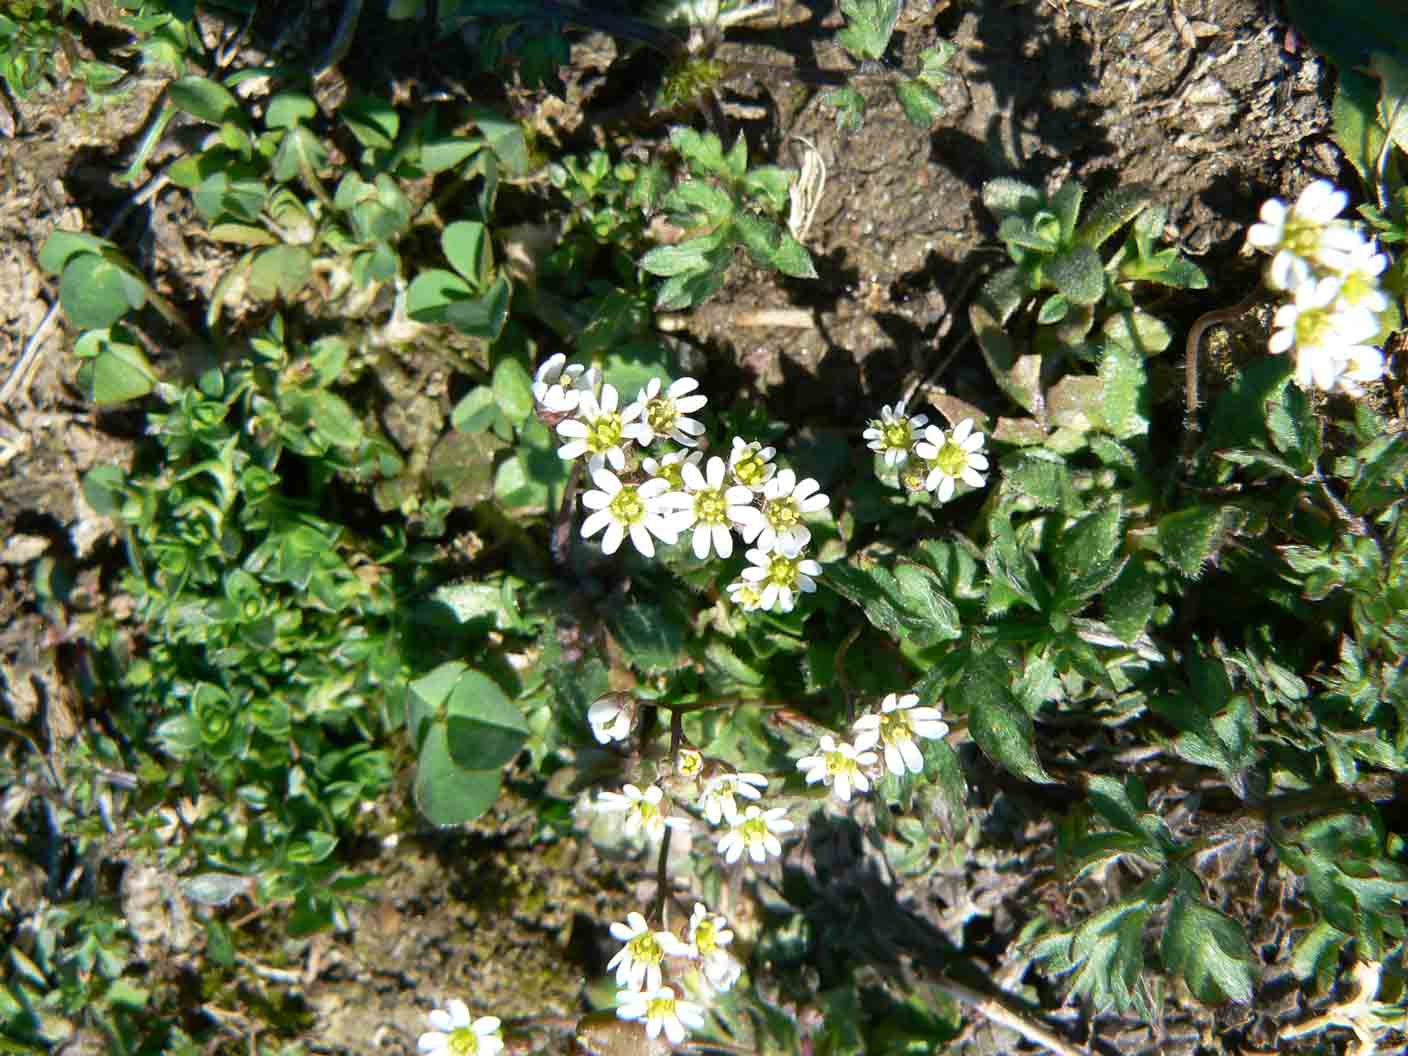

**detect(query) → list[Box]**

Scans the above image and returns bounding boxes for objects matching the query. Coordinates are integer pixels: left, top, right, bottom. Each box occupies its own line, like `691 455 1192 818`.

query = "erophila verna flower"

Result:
642 449 702 491
676 748 705 779
725 576 766 612
727 437 777 492
1269 277 1380 394
687 903 741 990
733 469 829 553
797 734 878 803
1247 179 1363 291
556 384 638 472
863 399 929 467
579 468 680 558
699 770 768 825
587 693 634 744
738 540 822 613
532 353 597 415
718 804 794 864
663 455 756 560
596 783 690 841
852 693 950 776
616 984 706 1044
607 912 691 992
625 376 709 447
418 1001 503 1056
914 419 988 502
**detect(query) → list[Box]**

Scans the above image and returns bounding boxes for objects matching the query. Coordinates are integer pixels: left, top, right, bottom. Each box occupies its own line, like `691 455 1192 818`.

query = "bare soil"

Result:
0 0 1370 1052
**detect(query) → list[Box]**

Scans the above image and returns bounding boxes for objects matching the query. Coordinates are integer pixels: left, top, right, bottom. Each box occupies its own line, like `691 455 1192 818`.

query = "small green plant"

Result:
822 0 955 130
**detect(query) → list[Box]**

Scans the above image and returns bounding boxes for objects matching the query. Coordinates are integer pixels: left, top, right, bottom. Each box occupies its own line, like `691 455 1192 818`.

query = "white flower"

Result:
699 771 768 825
662 455 756 560
863 399 929 467
796 734 877 803
587 694 633 744
852 692 949 776
739 540 822 613
733 469 829 553
676 748 705 779
687 903 741 990
579 468 681 558
1333 343 1388 398
624 376 708 447
914 419 988 502
607 913 692 992
1335 237 1391 316
725 576 766 612
1269 277 1382 393
727 437 777 493
556 384 639 472
597 783 690 842
615 984 706 1045
1247 180 1362 290
418 1001 503 1056
532 353 597 414
717 805 794 864
643 449 703 491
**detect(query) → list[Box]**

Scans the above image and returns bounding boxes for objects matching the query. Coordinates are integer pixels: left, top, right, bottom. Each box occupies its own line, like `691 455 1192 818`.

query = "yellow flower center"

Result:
447 1027 480 1056
678 750 703 777
646 397 678 435
655 460 686 489
645 992 678 1022
882 420 912 450
900 463 929 491
1295 307 1333 349
764 554 800 589
694 921 718 955
930 441 969 478
694 488 728 525
587 411 624 454
1283 217 1320 257
608 485 646 526
1342 272 1373 306
740 816 768 844
824 749 850 776
732 583 763 607
628 931 663 966
733 451 769 487
764 498 801 534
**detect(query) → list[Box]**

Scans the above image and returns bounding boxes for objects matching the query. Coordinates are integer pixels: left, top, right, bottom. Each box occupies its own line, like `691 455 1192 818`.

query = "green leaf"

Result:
640 240 716 277
895 79 943 127
1037 293 1069 325
893 562 962 643
742 166 794 212
982 178 1043 222
772 233 817 278
1098 339 1150 439
492 357 534 423
1156 506 1224 578
39 230 111 274
341 94 399 150
271 125 328 184
444 668 529 769
1047 245 1106 305
169 75 242 125
608 602 686 675
666 178 735 222
444 275 512 339
73 327 157 404
1160 894 1256 1004
442 220 491 288
1075 185 1152 249
1004 451 1080 511
264 92 317 129
469 104 529 177
1060 898 1154 1014
406 268 474 323
1055 504 1124 587
1102 560 1156 643
420 135 483 174
60 254 144 329
962 652 1052 783
1333 69 1389 195
821 86 866 131
306 390 362 448
1103 309 1171 355
414 721 503 826
836 0 900 61
247 244 311 300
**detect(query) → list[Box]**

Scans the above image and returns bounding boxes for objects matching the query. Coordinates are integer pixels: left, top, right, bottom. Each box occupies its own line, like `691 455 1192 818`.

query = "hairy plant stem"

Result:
650 710 686 927
1181 293 1260 464
551 459 583 572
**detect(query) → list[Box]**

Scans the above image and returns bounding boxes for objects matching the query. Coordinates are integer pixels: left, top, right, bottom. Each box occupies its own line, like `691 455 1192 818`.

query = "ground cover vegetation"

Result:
1 0 1407 1053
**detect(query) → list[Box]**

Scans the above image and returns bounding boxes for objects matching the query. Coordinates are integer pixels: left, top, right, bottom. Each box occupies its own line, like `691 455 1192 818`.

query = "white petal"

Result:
581 510 612 539
602 521 625 554
630 523 656 557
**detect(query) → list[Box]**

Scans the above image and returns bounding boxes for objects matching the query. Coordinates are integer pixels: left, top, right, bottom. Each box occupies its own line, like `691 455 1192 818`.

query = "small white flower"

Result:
725 576 766 612
643 449 703 491
699 771 768 826
417 1001 503 1056
914 419 989 502
676 748 705 779
579 468 681 558
739 539 822 613
727 437 777 493
607 913 692 992
1334 237 1391 316
1333 343 1388 398
662 455 756 560
615 984 706 1045
532 353 597 414
1269 277 1382 393
596 783 690 842
852 692 950 776
796 734 877 803
733 469 829 553
556 385 639 472
863 399 929 467
1247 180 1362 290
687 903 741 990
717 805 795 864
624 376 708 447
587 694 633 744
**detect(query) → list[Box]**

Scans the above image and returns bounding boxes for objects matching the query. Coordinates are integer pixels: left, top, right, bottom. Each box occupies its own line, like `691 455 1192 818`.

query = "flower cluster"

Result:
605 901 742 1043
864 400 990 500
536 354 828 612
418 1001 503 1056
798 693 950 803
1248 180 1392 396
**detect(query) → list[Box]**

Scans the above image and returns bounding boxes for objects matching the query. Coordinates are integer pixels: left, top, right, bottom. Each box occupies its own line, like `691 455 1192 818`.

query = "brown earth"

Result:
0 0 1374 1053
